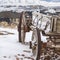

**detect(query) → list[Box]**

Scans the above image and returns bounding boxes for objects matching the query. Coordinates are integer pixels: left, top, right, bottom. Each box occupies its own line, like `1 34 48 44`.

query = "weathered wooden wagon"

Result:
19 11 60 60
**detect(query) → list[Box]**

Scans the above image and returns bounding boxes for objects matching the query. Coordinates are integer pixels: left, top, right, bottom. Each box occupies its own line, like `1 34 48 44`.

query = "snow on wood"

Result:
25 31 33 42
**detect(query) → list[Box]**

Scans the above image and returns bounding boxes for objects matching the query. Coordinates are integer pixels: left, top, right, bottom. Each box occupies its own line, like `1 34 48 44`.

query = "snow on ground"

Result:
0 27 33 60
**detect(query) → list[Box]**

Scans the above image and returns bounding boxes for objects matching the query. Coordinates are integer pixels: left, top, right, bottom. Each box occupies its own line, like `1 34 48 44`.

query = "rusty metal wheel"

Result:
32 28 42 60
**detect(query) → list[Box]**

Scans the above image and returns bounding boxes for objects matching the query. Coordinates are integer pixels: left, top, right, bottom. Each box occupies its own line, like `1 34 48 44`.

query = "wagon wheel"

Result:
21 27 25 43
32 28 42 60
18 23 25 43
19 19 26 43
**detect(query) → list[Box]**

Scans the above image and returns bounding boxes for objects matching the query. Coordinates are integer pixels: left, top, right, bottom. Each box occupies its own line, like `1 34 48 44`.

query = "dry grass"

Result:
0 22 8 27
10 23 17 28
0 22 17 29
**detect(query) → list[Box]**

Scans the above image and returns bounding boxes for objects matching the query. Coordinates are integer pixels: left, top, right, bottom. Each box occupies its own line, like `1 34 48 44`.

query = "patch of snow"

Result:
25 31 33 42
0 27 32 60
45 8 56 13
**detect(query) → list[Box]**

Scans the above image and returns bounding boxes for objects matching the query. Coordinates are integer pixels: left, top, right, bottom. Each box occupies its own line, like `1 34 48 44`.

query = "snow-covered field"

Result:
0 27 33 60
